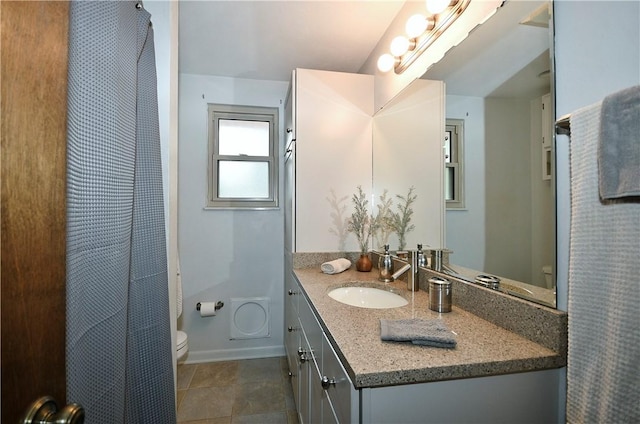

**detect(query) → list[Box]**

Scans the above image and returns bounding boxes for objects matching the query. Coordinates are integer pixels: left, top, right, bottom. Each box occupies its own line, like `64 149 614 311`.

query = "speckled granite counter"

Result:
293 267 565 389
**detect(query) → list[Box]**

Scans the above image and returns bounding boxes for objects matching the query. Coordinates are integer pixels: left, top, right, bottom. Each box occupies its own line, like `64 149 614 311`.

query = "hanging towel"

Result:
176 256 183 318
380 318 457 348
567 100 640 423
598 85 640 199
321 258 352 274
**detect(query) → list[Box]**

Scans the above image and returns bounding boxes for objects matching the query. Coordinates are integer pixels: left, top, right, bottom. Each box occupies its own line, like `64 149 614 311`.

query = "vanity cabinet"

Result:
289 269 564 424
284 270 299 407
286 275 359 424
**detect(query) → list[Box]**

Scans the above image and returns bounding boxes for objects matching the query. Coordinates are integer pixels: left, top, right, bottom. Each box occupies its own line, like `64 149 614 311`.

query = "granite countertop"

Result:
293 267 565 389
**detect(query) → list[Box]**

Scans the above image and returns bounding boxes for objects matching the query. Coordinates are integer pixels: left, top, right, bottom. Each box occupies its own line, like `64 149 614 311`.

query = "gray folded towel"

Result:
380 318 457 348
598 85 640 200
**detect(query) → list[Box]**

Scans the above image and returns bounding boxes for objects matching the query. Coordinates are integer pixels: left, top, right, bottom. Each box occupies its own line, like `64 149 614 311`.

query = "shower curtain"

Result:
66 2 176 422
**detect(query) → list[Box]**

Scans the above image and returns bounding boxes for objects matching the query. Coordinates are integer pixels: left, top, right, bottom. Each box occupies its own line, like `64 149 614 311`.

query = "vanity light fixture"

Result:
377 0 471 74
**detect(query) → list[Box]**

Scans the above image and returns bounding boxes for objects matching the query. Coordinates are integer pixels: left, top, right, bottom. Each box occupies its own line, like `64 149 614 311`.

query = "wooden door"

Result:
1 2 69 422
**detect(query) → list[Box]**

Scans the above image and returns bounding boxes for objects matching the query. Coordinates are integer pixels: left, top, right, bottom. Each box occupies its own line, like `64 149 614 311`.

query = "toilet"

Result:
542 265 553 289
176 258 188 362
176 330 188 362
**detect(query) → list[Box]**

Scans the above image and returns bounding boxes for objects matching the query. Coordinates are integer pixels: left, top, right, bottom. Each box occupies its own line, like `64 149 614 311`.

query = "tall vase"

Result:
356 253 372 272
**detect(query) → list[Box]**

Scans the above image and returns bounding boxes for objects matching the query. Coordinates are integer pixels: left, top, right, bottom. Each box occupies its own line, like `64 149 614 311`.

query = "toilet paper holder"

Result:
196 301 224 311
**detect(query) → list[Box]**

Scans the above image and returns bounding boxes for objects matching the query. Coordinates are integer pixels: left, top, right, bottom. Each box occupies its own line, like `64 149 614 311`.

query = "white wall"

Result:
178 73 289 362
553 1 639 421
485 97 532 283
554 0 640 312
529 96 554 287
446 94 552 287
445 95 485 269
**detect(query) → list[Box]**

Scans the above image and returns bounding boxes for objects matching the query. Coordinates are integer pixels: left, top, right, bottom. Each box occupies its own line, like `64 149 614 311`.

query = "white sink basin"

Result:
328 286 408 309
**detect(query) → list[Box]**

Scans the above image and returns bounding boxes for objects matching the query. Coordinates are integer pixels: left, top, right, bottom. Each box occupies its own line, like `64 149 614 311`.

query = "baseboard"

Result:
182 345 286 364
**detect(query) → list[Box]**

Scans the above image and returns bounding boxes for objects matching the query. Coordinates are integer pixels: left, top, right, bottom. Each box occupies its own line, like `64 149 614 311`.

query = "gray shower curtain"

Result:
66 2 176 422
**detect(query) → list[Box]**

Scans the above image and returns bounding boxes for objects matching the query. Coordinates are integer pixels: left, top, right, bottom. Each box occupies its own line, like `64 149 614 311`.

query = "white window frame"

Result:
445 119 465 209
207 104 279 209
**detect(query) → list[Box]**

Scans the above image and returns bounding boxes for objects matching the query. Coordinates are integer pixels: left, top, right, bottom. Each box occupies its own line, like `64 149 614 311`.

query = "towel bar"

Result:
555 114 571 136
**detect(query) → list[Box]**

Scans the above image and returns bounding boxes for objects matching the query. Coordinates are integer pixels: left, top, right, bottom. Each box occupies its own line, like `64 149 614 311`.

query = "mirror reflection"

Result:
424 0 555 307
373 0 556 308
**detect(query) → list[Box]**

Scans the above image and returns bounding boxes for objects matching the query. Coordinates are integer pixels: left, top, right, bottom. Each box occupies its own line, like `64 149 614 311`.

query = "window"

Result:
444 119 465 209
208 104 279 209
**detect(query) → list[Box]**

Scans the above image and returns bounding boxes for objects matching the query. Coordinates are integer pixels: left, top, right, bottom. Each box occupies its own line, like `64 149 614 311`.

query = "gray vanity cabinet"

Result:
288 276 358 424
291 271 562 423
284 271 299 409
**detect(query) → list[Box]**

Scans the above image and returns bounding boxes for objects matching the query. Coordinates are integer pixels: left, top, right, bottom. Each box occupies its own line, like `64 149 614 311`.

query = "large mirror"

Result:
373 0 556 308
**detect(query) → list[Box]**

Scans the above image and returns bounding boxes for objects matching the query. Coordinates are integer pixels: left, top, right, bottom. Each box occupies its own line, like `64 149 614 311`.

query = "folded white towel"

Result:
321 258 351 274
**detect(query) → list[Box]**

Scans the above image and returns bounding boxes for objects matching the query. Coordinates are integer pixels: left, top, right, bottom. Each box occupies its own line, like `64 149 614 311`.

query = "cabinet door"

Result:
309 354 323 424
299 294 322 368
541 93 552 148
321 395 340 424
299 326 323 424
284 270 300 409
286 69 297 143
541 93 552 180
284 76 296 252
298 324 311 424
322 333 357 424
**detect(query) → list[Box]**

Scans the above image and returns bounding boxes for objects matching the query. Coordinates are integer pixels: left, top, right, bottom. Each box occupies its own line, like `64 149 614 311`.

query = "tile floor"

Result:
177 356 299 423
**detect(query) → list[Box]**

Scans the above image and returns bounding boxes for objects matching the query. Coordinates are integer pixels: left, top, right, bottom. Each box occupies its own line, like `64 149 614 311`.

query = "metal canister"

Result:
428 277 452 313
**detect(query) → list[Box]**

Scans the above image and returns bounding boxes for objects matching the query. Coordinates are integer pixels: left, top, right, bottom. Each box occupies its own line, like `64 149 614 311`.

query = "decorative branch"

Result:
372 189 394 250
391 186 417 251
347 185 373 254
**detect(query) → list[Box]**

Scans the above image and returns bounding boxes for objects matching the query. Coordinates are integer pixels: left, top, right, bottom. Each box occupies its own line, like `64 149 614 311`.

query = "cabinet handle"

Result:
321 376 336 390
300 353 308 363
288 326 294 332
297 347 304 357
288 289 295 296
288 371 295 378
287 128 293 133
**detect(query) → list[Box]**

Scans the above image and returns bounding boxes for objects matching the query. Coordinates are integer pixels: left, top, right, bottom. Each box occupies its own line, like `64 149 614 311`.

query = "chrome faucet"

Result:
376 244 426 291
391 246 421 292
391 261 411 283
378 245 394 283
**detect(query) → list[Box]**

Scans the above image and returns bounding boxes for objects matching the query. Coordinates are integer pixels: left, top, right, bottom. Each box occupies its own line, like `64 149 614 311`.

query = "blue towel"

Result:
380 318 457 348
598 85 640 200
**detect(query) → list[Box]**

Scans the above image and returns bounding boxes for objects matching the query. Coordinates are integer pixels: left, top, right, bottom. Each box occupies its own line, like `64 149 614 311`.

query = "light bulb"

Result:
390 36 411 57
377 54 396 73
405 14 429 39
426 0 451 15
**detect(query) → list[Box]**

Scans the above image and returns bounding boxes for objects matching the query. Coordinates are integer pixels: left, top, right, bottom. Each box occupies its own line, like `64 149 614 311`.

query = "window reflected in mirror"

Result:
445 119 464 209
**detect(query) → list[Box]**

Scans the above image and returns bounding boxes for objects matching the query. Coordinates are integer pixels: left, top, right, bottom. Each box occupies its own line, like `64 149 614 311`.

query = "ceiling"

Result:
179 1 405 81
178 1 552 99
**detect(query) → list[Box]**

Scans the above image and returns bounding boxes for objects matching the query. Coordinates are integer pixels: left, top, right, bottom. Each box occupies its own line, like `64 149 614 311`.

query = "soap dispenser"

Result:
417 244 427 268
378 244 394 282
